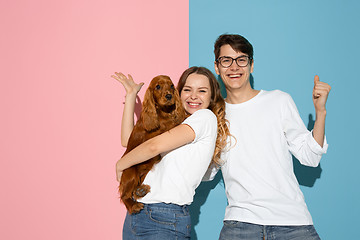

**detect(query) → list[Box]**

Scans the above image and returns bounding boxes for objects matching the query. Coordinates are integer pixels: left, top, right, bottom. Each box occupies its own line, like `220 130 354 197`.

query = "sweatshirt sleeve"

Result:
281 93 328 167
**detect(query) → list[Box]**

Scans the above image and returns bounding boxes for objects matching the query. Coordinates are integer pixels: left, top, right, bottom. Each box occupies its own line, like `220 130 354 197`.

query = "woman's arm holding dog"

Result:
111 72 144 147
116 124 195 181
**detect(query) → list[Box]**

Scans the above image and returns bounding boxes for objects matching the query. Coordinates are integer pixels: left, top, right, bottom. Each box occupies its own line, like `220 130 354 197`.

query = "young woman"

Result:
112 67 230 239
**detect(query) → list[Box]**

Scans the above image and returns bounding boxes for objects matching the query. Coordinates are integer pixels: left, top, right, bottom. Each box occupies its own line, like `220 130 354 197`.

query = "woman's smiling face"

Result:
180 73 211 115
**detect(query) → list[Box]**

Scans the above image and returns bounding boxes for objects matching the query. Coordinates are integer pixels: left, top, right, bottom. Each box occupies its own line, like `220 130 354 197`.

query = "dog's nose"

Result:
165 94 172 100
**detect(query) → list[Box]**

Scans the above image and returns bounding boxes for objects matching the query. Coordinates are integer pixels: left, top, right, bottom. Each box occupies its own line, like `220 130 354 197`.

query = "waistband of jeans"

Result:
142 202 189 212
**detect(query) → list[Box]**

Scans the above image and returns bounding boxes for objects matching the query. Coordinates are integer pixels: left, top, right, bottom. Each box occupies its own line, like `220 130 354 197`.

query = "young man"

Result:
208 34 331 239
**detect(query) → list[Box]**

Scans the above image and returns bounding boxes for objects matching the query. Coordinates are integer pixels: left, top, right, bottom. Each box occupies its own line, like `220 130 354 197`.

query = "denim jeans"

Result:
219 221 321 240
122 202 191 240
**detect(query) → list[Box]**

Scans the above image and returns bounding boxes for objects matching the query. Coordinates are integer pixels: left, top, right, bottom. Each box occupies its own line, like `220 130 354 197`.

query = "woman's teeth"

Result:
188 102 200 106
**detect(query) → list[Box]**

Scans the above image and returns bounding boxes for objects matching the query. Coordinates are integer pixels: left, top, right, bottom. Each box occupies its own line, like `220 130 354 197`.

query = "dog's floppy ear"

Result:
142 86 160 131
173 89 186 124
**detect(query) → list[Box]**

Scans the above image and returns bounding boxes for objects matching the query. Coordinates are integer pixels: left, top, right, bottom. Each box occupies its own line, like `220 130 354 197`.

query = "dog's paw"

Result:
131 202 144 214
134 185 151 198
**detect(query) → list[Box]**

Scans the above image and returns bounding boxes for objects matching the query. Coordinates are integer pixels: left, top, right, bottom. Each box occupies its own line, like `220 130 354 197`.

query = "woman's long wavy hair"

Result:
177 66 232 167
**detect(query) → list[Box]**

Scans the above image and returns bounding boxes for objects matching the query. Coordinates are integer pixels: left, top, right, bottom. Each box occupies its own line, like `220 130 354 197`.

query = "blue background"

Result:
189 0 360 239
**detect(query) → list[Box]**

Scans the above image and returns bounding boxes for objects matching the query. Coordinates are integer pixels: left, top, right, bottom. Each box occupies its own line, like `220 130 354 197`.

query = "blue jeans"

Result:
122 203 191 240
219 221 321 240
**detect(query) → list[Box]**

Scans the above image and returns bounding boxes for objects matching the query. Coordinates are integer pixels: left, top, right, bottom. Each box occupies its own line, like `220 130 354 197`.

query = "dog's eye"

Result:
155 85 161 90
171 84 174 89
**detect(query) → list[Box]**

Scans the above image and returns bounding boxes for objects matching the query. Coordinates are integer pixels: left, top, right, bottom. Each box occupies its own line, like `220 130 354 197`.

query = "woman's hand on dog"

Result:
111 72 144 96
116 161 123 182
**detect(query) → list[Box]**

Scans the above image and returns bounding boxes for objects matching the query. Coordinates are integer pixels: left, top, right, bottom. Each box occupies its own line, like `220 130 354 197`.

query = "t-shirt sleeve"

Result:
201 162 220 181
182 109 217 144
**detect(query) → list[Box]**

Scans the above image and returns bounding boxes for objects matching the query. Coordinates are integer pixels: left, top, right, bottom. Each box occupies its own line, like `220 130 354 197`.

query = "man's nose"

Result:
229 60 239 70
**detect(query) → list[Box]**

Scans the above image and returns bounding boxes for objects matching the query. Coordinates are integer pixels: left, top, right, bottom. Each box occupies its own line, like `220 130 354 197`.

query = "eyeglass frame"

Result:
216 55 253 68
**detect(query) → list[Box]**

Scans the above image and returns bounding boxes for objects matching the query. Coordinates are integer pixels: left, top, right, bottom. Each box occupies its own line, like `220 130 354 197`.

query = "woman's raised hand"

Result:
111 72 144 96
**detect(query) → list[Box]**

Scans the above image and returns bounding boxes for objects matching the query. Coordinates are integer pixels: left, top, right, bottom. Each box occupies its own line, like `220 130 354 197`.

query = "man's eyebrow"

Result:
220 55 248 58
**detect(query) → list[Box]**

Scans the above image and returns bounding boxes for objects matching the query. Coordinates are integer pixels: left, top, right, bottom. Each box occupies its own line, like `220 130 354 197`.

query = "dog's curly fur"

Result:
119 75 186 214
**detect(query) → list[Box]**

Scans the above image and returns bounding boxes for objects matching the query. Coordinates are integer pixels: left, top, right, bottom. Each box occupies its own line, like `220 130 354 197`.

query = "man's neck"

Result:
225 87 260 104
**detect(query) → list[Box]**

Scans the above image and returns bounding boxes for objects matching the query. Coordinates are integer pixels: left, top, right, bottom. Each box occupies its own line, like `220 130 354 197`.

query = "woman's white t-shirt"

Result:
140 109 217 205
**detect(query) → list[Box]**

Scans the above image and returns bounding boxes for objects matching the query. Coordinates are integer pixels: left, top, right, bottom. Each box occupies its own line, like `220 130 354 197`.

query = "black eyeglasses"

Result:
216 55 252 68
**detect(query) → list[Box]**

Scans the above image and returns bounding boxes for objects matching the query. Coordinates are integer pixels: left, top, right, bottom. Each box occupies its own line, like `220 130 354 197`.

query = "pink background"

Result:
0 1 188 239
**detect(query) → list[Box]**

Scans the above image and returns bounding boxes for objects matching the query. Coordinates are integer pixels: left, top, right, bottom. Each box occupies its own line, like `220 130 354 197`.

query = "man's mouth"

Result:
228 74 242 78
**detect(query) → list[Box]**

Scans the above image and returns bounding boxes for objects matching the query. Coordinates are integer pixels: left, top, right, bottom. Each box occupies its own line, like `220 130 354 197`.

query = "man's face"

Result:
214 44 254 92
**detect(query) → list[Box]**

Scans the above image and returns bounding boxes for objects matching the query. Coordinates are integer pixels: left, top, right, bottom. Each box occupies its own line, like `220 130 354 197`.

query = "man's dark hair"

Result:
214 34 254 63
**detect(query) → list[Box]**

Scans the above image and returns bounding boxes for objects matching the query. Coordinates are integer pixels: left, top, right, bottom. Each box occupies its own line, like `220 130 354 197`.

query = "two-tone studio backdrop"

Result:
1 0 359 239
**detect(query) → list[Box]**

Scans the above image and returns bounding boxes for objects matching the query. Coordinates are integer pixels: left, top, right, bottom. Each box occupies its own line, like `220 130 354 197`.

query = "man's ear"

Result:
250 60 254 73
214 61 220 75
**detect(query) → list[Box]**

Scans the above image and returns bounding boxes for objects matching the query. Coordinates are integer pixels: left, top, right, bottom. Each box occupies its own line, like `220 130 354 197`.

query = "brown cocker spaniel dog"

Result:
119 75 186 214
